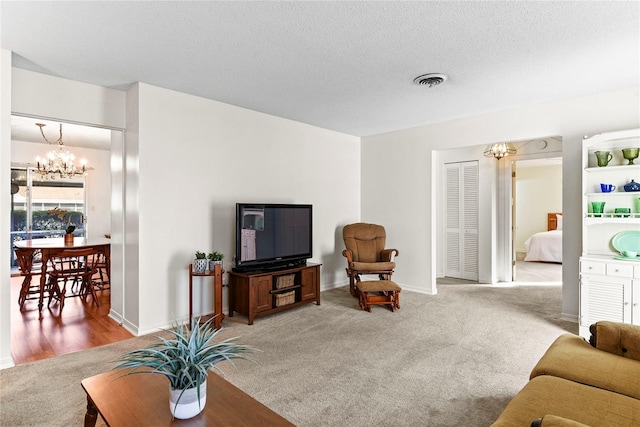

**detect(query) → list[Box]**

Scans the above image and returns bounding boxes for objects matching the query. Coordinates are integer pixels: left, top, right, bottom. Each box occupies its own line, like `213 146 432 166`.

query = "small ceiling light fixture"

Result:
413 73 448 87
483 142 517 160
35 123 87 178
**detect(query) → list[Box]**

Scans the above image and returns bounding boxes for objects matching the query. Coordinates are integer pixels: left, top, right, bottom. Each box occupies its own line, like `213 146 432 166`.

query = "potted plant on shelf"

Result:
113 318 259 419
207 251 224 271
194 251 207 273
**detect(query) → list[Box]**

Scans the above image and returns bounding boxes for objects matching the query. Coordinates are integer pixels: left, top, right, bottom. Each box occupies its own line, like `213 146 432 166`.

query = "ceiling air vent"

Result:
413 73 448 87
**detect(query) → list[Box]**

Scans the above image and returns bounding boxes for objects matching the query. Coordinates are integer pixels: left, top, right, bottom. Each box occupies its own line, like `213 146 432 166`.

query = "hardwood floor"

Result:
10 275 133 365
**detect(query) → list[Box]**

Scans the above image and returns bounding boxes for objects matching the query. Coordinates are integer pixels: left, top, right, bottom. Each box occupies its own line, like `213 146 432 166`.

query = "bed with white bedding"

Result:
524 213 562 263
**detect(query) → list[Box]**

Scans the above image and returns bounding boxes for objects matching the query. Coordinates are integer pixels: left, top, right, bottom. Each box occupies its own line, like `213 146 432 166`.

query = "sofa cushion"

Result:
530 334 640 400
491 375 640 427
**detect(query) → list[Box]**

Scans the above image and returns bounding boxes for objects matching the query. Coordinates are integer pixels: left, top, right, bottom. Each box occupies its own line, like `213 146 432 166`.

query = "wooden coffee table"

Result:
81 370 294 426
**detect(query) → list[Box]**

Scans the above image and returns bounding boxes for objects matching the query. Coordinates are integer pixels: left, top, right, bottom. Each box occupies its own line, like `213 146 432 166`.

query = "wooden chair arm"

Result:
381 249 399 262
342 249 354 264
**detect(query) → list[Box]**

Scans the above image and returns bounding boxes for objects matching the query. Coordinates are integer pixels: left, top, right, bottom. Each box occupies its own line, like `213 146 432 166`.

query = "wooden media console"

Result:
228 263 321 325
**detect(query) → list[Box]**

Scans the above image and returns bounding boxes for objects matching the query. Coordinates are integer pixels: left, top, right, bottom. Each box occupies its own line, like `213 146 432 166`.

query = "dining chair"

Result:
47 247 101 312
91 234 111 290
90 252 110 290
14 247 43 310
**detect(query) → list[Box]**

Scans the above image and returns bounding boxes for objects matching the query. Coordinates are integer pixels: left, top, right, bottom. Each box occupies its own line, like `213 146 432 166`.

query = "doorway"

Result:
436 136 564 288
511 157 563 283
9 114 130 364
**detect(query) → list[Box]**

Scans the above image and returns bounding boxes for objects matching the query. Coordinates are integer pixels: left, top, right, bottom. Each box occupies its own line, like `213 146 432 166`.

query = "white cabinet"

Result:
579 258 640 337
579 128 640 338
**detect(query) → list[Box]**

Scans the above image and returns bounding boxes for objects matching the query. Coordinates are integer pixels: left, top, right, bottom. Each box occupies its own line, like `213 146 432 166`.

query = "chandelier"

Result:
483 142 517 160
35 123 87 178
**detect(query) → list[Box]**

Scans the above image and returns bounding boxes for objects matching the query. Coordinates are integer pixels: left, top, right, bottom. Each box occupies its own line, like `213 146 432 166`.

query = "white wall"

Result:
361 87 640 321
10 140 112 238
1 50 13 367
11 68 125 129
515 164 562 252
132 83 360 333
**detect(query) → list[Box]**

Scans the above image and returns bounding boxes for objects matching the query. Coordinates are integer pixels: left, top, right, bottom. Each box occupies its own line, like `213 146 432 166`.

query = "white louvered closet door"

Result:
444 161 479 281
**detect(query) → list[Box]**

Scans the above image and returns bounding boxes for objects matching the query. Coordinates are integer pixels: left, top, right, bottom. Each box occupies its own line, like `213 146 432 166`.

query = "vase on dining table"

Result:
64 233 74 245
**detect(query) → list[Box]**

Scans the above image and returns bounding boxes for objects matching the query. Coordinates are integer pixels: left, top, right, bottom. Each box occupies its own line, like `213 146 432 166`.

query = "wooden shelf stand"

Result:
189 263 224 329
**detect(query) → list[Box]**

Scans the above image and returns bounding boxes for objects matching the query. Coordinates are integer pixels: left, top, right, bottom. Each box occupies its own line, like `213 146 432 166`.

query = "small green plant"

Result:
113 318 259 407
207 251 224 261
195 251 206 259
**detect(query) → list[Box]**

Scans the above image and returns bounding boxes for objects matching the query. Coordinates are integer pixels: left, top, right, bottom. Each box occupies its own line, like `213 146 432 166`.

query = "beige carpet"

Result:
0 283 576 426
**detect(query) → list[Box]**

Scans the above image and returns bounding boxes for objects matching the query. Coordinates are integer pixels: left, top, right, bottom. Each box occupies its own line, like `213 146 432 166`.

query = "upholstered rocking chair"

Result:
342 223 399 297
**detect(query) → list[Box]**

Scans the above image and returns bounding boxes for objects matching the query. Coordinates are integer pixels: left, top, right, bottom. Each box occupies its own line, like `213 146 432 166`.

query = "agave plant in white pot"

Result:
112 318 259 419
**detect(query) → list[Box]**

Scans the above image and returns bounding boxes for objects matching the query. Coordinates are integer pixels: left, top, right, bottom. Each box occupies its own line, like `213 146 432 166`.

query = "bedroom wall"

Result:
515 163 562 253
361 86 640 321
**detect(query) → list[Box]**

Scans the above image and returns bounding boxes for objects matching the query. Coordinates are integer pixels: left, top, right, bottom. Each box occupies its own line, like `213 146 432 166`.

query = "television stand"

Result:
228 263 321 325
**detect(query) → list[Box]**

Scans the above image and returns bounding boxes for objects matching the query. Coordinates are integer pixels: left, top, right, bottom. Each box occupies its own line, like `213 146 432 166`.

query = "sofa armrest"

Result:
381 248 399 261
531 415 592 427
589 321 640 361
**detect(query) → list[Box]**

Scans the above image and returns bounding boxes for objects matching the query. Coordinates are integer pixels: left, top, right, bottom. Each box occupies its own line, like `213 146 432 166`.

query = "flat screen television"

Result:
234 203 312 272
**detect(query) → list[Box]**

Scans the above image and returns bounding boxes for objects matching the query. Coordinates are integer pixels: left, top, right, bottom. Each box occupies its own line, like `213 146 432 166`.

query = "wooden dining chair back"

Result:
90 252 110 290
14 246 42 310
91 233 111 290
47 247 101 312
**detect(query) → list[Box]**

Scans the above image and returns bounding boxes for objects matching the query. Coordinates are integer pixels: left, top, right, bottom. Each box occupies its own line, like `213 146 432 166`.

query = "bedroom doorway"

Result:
512 157 563 283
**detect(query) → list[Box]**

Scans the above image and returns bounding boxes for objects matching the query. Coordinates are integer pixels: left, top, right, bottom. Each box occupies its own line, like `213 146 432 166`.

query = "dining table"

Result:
13 237 111 312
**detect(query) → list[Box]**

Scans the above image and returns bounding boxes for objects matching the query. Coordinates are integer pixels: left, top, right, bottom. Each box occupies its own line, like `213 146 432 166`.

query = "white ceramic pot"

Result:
193 258 208 274
169 380 207 419
208 260 223 272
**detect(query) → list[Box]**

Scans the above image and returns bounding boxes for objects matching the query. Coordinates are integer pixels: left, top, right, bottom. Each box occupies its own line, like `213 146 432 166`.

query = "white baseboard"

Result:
400 283 438 295
561 312 578 323
320 280 349 291
0 356 15 370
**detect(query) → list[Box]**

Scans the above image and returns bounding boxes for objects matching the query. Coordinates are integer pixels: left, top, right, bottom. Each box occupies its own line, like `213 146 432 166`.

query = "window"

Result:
10 168 86 268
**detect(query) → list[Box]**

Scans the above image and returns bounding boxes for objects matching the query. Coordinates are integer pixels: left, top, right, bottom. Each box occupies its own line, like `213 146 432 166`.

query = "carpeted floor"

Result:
0 283 576 426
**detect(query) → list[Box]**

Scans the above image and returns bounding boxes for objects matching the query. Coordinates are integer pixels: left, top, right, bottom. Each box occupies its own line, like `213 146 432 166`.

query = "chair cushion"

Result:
530 334 640 400
351 261 395 272
343 223 387 263
356 280 401 293
490 375 640 427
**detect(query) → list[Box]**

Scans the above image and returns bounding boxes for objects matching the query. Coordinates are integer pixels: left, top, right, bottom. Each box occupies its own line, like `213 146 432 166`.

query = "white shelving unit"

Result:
579 128 640 338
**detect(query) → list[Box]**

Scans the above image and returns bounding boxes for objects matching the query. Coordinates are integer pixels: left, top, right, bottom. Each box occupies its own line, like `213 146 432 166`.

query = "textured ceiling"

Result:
2 1 639 138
